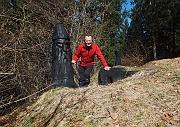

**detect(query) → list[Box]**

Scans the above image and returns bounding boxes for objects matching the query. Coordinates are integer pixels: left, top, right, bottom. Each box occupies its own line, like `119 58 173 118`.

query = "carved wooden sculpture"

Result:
52 23 76 88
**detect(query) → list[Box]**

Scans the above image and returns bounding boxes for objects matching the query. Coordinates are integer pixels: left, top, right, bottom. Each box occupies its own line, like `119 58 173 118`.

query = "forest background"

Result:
0 0 179 115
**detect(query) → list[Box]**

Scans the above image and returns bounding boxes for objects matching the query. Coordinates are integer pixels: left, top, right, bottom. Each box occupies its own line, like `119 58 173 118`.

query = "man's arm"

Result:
71 45 82 64
95 45 111 70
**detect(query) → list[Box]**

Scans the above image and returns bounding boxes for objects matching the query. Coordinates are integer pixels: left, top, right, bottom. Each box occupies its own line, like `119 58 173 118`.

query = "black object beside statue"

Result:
52 23 76 88
115 50 121 66
98 68 138 85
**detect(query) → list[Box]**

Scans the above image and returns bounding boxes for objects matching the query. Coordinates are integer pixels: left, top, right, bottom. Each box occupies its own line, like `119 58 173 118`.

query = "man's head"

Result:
84 35 93 47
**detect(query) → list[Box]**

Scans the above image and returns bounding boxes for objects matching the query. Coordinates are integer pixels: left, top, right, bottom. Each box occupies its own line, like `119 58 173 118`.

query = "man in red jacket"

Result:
71 35 111 87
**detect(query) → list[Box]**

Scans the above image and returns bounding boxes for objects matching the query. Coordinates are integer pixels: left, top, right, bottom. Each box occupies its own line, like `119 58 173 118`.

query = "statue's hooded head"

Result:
52 23 70 41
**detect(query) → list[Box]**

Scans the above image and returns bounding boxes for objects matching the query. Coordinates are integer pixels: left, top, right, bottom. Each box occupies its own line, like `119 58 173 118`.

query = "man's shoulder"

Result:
77 43 85 48
92 43 98 47
92 43 100 49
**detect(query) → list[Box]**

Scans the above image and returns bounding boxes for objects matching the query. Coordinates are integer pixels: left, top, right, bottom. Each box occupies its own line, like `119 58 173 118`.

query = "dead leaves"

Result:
110 113 118 120
163 113 173 122
162 113 179 126
73 122 82 127
0 116 12 127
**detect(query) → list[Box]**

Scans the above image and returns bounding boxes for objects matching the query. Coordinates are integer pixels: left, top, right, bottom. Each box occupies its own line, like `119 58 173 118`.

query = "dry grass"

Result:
1 57 180 127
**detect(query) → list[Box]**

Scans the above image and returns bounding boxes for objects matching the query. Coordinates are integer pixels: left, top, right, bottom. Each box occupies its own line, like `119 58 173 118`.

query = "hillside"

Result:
1 58 180 127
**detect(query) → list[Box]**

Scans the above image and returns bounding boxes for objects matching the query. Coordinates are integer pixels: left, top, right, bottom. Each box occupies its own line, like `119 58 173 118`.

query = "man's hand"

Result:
104 66 111 71
71 60 76 64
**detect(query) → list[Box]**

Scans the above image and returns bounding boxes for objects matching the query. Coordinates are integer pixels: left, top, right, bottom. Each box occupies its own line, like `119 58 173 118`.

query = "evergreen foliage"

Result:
127 0 180 61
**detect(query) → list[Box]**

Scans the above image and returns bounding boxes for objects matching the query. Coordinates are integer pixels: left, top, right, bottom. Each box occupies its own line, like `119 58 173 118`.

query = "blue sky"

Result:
122 0 134 24
123 0 133 11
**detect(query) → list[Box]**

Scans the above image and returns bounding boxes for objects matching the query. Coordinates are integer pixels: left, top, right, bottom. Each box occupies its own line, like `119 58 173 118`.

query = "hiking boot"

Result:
78 79 85 87
84 77 90 85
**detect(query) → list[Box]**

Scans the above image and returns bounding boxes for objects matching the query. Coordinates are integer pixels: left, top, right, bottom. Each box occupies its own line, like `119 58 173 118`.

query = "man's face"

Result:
85 36 92 47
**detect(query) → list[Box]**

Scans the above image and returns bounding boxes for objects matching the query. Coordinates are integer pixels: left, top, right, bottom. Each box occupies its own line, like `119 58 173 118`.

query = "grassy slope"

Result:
2 58 180 127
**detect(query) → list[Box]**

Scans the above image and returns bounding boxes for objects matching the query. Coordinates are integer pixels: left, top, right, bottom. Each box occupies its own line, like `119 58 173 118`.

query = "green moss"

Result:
22 116 35 127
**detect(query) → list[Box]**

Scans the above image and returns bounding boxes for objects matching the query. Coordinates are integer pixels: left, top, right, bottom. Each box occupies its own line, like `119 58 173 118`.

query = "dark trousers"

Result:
78 64 93 81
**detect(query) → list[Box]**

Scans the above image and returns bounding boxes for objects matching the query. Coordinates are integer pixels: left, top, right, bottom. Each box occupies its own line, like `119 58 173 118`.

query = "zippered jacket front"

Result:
72 43 108 67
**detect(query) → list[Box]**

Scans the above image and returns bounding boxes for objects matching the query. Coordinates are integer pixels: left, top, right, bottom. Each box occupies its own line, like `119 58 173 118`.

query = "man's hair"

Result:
84 34 92 37
84 34 93 42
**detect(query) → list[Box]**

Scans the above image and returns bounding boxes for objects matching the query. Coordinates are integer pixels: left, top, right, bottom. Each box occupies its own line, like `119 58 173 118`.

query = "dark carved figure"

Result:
98 68 138 85
52 23 76 88
115 50 121 66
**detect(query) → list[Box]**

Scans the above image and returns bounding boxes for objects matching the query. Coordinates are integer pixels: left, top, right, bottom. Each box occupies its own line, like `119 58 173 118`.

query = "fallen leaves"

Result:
73 122 82 127
163 113 173 122
110 113 118 120
10 58 180 127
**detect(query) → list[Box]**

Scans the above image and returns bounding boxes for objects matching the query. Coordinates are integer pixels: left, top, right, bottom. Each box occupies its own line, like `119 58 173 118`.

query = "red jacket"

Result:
72 43 108 67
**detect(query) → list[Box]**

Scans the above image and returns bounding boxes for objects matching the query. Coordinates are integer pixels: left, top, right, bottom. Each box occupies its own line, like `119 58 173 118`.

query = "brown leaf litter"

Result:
1 57 180 127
